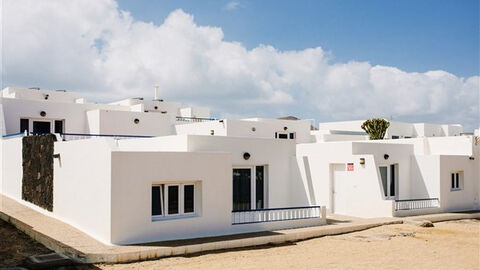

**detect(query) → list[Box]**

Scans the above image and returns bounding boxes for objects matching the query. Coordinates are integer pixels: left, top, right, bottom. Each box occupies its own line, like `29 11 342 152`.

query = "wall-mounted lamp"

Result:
469 156 475 160
283 126 288 131
134 118 140 124
243 152 251 160
40 111 46 117
154 106 158 110
252 127 256 132
359 158 365 165
384 154 389 160
210 130 215 135
44 94 49 100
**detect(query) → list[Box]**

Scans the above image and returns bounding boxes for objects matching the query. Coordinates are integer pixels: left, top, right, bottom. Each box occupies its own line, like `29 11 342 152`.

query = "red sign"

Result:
347 163 354 171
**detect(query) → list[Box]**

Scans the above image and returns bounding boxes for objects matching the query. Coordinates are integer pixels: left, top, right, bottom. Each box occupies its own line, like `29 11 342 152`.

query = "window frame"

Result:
152 183 197 221
232 165 268 211
450 172 463 191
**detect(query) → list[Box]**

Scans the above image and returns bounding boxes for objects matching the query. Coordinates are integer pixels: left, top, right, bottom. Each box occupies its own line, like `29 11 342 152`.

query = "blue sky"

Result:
117 0 479 77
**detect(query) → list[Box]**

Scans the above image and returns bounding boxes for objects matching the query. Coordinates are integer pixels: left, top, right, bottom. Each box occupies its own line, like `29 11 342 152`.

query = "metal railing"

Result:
60 133 154 141
232 206 322 225
176 116 218 123
1 132 26 139
394 198 440 211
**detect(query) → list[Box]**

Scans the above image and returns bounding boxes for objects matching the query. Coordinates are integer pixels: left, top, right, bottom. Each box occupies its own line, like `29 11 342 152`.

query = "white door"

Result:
331 164 349 215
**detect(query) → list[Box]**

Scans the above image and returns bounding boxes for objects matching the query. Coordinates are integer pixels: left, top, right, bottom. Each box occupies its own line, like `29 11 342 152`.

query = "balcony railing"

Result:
60 133 154 141
394 198 440 211
176 116 218 123
232 206 322 225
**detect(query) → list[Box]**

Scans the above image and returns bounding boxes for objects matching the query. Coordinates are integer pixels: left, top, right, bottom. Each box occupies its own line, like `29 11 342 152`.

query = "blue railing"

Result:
1 132 25 139
60 133 154 141
394 198 440 211
232 206 322 225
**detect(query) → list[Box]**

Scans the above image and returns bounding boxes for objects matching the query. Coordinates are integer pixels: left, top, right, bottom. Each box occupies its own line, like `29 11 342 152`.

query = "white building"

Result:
1 87 478 245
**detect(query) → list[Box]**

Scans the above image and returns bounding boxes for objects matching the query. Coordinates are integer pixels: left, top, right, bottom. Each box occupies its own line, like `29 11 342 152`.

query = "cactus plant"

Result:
361 118 390 140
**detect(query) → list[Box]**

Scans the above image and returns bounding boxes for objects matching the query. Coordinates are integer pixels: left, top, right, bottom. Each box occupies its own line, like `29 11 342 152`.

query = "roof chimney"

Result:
154 85 160 100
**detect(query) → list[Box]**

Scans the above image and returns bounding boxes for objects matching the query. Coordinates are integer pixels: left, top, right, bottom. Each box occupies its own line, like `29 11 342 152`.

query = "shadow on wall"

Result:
410 157 434 200
289 156 314 206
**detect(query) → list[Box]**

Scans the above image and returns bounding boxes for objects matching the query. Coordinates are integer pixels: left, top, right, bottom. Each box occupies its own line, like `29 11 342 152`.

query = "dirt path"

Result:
97 219 480 270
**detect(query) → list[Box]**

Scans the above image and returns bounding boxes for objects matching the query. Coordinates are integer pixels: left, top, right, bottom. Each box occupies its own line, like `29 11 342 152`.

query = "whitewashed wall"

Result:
86 109 174 136
0 137 23 199
53 138 115 244
409 155 440 199
175 121 227 136
439 155 478 212
187 135 297 208
226 119 312 143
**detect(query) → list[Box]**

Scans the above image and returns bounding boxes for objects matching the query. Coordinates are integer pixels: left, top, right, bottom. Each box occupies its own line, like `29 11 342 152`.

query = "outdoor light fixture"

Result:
283 126 288 131
384 154 389 160
359 158 365 165
40 111 46 117
252 127 256 132
44 94 49 100
134 118 140 124
469 156 475 160
210 130 215 135
154 106 158 110
243 152 251 160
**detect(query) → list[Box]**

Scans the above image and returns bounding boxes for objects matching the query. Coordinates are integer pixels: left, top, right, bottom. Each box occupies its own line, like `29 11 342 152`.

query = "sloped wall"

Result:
22 134 56 211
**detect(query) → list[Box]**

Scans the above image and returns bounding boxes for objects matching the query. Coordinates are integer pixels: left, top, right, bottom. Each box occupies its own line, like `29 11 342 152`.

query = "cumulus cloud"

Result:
1 0 479 130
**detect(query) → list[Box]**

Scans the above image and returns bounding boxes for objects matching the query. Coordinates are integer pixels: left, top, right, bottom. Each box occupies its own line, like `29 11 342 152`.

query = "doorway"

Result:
32 121 51 134
379 164 398 199
232 166 266 211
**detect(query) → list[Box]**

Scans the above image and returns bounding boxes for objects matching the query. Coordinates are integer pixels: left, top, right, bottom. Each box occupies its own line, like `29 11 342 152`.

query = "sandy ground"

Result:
1 219 478 269
97 219 480 270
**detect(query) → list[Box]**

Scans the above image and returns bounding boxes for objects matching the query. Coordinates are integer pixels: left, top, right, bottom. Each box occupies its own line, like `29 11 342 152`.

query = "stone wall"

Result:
22 135 56 211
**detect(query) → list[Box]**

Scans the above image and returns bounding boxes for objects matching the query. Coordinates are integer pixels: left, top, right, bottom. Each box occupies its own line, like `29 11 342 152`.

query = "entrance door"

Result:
379 164 397 199
331 164 348 214
233 166 266 211
32 121 51 134
233 168 251 211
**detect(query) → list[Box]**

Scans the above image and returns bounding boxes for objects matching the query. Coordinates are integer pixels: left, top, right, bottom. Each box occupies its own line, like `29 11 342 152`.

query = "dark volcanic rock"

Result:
22 134 56 212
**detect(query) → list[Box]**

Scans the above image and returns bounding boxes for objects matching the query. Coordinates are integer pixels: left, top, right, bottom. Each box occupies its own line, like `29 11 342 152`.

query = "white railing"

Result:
60 133 154 141
394 198 440 211
175 116 218 123
232 206 322 225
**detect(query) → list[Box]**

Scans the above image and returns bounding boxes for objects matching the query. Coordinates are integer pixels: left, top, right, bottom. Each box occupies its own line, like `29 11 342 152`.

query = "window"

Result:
54 120 64 134
450 172 463 191
275 131 295 140
152 183 196 220
20 119 29 133
392 135 400 139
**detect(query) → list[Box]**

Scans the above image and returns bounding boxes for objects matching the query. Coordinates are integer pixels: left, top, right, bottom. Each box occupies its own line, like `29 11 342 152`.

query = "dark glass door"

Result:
33 121 51 134
233 168 251 211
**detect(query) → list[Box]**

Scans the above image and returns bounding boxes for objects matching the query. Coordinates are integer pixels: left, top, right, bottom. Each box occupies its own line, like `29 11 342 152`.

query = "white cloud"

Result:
1 0 479 130
225 1 240 10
